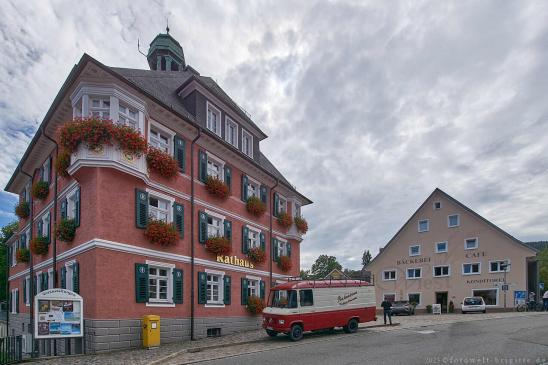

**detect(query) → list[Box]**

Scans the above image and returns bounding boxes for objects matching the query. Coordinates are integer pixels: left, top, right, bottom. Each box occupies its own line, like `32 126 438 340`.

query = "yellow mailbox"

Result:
142 315 160 348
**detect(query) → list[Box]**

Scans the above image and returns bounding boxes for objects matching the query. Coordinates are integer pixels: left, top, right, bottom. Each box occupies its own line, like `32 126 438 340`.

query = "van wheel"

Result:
289 324 304 341
343 318 359 333
266 329 278 337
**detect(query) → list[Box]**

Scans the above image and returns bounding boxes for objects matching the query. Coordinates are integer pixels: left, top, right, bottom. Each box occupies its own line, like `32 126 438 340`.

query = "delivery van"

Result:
262 279 376 341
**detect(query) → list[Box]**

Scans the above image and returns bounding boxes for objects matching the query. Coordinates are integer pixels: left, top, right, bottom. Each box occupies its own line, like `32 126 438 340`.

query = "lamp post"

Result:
501 260 510 309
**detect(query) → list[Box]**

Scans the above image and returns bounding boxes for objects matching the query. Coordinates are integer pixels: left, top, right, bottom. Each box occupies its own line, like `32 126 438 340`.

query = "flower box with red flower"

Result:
246 196 266 217
144 219 179 246
15 201 30 219
294 216 308 234
55 219 77 243
16 248 30 263
32 181 49 200
146 147 179 179
246 295 266 315
205 236 231 255
277 212 293 230
247 247 266 264
31 236 49 255
55 151 71 178
277 255 292 272
205 176 230 200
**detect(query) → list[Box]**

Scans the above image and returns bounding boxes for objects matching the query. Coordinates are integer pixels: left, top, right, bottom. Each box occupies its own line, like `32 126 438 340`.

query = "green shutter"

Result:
15 290 19 313
21 233 26 249
287 242 292 257
272 238 279 262
224 165 232 191
61 267 66 289
46 213 51 242
41 273 48 291
241 278 249 305
241 174 248 201
198 150 207 182
260 185 267 204
224 275 231 305
260 232 265 252
198 272 207 304
23 279 27 304
173 269 183 304
173 203 184 237
48 157 52 183
135 263 149 303
273 193 279 217
33 276 37 296
260 280 265 300
72 262 80 293
60 199 67 219
75 187 81 227
37 220 43 238
198 211 208 243
224 220 232 241
135 189 149 229
174 136 186 172
242 226 249 254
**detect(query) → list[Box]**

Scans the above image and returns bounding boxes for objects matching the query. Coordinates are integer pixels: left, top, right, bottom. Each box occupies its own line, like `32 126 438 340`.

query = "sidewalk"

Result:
33 311 547 365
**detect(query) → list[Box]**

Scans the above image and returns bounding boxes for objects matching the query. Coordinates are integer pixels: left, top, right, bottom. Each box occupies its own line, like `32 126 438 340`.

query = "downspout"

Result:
189 129 201 341
42 129 59 288
269 179 279 289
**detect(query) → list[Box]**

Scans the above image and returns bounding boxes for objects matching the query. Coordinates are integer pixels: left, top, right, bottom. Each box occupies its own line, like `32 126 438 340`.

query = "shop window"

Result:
472 289 498 306
383 293 396 302
408 293 421 306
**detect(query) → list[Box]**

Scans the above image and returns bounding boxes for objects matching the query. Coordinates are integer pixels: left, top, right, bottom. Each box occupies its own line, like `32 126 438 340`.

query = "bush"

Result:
16 248 30 263
32 181 49 200
55 219 77 242
205 236 231 255
277 255 292 272
246 295 265 315
55 151 71 178
277 212 293 229
15 201 30 219
144 219 179 246
146 147 179 178
31 237 49 255
205 176 230 200
247 247 266 264
246 196 266 217
294 216 308 234
426 304 433 314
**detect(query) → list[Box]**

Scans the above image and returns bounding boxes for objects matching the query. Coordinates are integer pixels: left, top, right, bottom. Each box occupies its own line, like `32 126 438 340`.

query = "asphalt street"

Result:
195 314 548 365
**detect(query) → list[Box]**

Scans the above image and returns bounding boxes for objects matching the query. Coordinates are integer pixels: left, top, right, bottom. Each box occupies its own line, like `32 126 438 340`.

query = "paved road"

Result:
185 314 548 365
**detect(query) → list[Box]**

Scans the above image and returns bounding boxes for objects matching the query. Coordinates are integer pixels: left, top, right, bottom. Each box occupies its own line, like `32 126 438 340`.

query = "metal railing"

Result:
0 336 22 364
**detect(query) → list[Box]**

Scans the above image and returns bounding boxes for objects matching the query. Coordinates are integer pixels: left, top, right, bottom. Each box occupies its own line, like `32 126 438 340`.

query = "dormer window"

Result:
90 98 110 119
207 103 221 136
242 129 253 158
118 104 138 130
225 117 238 147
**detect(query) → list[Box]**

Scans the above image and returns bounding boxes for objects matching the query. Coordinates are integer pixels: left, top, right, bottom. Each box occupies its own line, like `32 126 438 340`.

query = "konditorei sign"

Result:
34 289 84 339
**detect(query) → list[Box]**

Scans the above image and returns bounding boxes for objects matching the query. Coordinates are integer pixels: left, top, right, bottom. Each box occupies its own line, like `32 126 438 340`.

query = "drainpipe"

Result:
189 129 201 341
42 130 59 288
269 179 279 289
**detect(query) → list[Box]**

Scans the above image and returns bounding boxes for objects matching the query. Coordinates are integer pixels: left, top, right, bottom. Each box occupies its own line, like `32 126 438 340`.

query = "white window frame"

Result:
407 292 421 307
118 103 139 130
65 260 76 292
205 269 225 307
41 213 50 237
225 116 238 147
277 193 288 215
489 260 510 273
35 271 43 293
42 159 51 184
246 176 260 199
406 267 422 279
435 241 448 253
246 275 260 298
148 120 174 154
146 189 174 223
206 101 221 137
277 237 288 257
241 128 253 158
462 262 481 276
247 225 261 249
471 288 499 307
25 276 30 306
433 265 451 277
89 97 111 119
293 199 302 218
146 260 175 306
66 187 79 221
409 245 421 257
448 214 460 228
382 269 397 281
464 237 478 250
11 242 17 267
433 201 441 210
418 219 429 233
205 210 225 238
10 289 18 314
382 293 397 302
206 153 225 181
48 268 54 289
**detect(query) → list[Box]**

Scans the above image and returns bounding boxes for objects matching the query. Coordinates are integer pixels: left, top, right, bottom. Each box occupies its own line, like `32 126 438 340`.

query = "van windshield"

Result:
270 290 297 308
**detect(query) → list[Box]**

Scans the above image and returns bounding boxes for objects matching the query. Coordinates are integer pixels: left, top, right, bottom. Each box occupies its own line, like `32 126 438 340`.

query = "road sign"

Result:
502 284 509 291
540 282 544 290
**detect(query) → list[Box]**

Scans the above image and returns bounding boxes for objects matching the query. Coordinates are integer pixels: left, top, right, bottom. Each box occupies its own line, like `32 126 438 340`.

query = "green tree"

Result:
362 250 372 266
299 269 310 279
310 255 342 279
0 222 18 302
539 248 548 291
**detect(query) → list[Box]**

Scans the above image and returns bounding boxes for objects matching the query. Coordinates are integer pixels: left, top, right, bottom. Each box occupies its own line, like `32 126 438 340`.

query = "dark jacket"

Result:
381 300 392 311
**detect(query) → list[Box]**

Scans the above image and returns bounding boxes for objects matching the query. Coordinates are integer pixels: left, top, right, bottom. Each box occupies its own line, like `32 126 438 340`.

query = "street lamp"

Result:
500 260 511 309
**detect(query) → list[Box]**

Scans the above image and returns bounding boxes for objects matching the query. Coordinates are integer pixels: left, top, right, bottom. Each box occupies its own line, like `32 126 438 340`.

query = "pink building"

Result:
4 31 311 353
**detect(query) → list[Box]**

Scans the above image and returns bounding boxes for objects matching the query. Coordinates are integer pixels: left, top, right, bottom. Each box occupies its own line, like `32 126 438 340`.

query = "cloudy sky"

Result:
1 0 547 269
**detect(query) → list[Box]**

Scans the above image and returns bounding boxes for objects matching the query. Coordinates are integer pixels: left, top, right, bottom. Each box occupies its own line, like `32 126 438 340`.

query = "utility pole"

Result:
501 260 510 309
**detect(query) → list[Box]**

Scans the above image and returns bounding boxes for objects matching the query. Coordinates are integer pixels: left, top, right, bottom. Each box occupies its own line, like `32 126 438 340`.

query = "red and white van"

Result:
262 279 377 341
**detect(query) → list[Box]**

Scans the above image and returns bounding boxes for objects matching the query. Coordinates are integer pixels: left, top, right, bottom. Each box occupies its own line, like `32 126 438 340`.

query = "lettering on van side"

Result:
337 291 358 305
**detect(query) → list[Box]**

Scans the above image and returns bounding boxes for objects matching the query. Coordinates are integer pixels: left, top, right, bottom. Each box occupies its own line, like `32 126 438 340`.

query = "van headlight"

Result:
279 320 285 325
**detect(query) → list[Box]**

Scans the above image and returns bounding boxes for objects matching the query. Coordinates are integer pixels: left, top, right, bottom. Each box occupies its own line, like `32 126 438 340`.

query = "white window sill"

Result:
435 251 448 254
448 225 459 228
462 272 480 276
433 275 450 278
464 247 478 250
146 302 175 308
205 303 225 308
382 279 396 281
406 277 422 280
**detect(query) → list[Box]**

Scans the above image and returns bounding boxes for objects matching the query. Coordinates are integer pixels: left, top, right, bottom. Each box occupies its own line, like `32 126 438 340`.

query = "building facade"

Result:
366 188 537 312
5 31 311 353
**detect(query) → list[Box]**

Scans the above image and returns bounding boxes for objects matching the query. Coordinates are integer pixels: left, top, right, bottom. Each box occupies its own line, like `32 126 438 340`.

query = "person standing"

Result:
543 290 548 311
381 298 393 325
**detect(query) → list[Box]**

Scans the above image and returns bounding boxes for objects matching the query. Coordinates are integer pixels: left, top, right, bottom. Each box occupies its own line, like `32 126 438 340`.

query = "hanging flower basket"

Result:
16 248 30 263
31 237 49 255
294 216 308 234
277 255 292 272
146 147 179 179
205 236 231 255
246 295 266 315
277 212 293 229
247 247 266 264
144 219 178 246
55 219 77 242
15 201 30 219
32 181 49 200
205 176 230 200
246 196 266 217
55 150 71 178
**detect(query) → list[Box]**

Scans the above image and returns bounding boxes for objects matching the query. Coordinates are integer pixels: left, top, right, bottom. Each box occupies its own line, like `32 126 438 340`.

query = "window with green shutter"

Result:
198 150 207 182
241 278 249 305
272 238 279 262
223 275 231 305
60 199 67 219
135 189 149 229
224 165 232 191
173 203 184 237
23 279 26 304
242 226 249 254
260 185 267 204
135 263 149 303
260 280 265 300
72 262 80 294
224 220 232 241
60 267 66 289
174 136 186 172
273 192 279 217
15 290 19 313
241 174 248 201
173 269 183 304
198 272 207 304
74 187 81 227
260 232 265 252
198 211 208 244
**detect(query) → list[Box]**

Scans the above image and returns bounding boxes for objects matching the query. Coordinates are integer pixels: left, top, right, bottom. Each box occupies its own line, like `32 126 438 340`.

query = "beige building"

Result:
366 188 538 312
